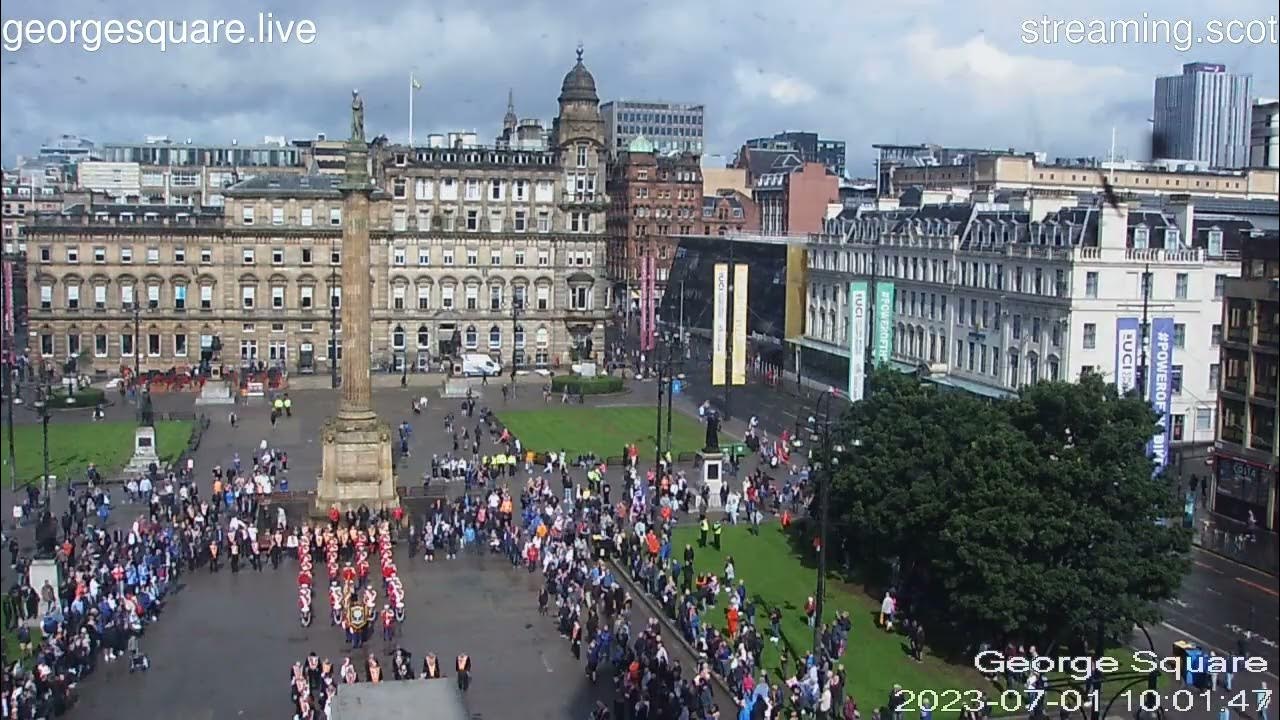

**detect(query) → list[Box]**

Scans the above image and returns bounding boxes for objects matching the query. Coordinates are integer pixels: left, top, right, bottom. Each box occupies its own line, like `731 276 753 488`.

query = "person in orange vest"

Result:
781 509 792 529
645 530 660 558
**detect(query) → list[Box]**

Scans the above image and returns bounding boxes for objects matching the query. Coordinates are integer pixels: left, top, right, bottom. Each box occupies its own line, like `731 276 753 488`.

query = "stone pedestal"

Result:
194 379 235 405
314 415 398 515
28 558 62 622
699 450 724 509
123 426 159 478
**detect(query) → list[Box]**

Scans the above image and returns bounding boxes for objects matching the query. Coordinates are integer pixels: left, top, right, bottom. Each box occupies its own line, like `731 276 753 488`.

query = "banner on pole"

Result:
848 281 869 401
731 264 748 385
712 263 729 386
1147 317 1175 473
872 281 895 364
1115 317 1140 396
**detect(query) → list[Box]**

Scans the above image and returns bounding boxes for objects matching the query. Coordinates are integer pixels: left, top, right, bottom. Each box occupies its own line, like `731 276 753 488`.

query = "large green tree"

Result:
830 370 1189 652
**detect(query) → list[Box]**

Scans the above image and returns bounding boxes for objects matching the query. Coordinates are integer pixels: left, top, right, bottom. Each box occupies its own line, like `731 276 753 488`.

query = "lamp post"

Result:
807 390 848 654
510 295 523 395
31 380 51 507
132 302 141 394
654 330 684 469
329 266 339 390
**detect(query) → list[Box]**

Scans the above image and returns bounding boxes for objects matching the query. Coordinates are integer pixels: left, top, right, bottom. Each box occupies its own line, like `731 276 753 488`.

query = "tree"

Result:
830 370 1189 653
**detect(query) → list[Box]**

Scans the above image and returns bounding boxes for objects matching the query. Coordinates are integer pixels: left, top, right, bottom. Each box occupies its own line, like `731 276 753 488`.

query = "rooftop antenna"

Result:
1108 127 1117 184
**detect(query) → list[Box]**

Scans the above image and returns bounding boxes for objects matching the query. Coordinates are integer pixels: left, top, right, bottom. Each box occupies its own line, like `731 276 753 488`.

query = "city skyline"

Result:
2 0 1277 173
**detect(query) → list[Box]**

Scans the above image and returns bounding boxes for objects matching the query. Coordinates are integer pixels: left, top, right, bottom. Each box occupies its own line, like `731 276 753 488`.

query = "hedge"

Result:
549 374 624 395
49 387 106 409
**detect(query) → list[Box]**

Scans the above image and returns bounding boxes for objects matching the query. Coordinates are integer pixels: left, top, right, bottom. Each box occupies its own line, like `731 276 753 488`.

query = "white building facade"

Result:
802 191 1260 447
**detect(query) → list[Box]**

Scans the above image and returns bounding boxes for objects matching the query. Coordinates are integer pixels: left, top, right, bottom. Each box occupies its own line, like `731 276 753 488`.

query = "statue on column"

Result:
350 90 365 142
138 390 155 427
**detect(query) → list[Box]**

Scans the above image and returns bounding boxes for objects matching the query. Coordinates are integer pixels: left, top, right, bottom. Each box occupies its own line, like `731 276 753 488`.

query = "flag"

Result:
411 74 422 91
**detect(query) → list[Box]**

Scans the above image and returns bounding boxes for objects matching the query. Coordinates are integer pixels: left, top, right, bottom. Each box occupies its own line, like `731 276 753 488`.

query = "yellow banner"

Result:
732 264 748 385
712 263 729 386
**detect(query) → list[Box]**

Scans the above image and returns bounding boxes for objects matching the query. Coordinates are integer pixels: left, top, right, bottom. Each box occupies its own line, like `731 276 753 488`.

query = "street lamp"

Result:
131 302 141 395
30 380 51 507
510 296 523 395
654 330 684 469
808 390 851 654
329 266 340 390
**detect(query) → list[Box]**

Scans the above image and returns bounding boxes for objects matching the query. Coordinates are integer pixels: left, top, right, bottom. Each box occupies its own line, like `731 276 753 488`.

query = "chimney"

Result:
1168 193 1194 248
1098 199 1133 249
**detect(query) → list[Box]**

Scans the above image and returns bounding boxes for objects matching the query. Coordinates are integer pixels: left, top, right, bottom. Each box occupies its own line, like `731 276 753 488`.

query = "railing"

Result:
1222 376 1248 396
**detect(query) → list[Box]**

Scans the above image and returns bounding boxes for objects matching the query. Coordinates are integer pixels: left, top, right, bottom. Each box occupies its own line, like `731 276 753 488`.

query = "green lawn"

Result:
498 406 706 459
0 419 193 486
671 524 981 717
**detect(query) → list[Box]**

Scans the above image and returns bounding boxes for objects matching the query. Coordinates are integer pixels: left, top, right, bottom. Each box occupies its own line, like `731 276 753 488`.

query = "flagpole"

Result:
408 74 415 147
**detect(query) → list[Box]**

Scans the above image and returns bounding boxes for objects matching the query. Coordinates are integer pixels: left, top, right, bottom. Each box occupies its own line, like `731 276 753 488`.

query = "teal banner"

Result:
873 281 895 364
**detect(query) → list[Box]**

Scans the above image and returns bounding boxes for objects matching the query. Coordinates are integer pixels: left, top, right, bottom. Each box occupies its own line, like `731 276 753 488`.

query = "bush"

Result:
49 386 105 409
549 374 624 395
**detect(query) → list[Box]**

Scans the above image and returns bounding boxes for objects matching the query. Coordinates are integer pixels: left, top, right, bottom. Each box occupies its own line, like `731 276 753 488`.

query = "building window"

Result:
393 178 406 199
329 208 342 226
242 207 255 225
272 207 284 225
148 333 161 356
576 144 588 168
464 179 480 201
1171 365 1183 395
417 286 430 310
443 249 454 266
442 209 456 231
1195 407 1214 433
301 248 313 265
242 248 255 264
490 250 501 266
1212 324 1222 345
537 211 551 233
393 247 406 266
66 285 80 310
418 248 430 266
489 180 504 201
466 249 478 266
120 247 133 264
464 324 478 349
514 249 525 266
241 286 256 309
489 285 502 310
120 333 134 357
94 333 108 357
465 285 478 310
537 249 549 266
271 248 284 265
393 285 406 310
120 285 135 308
442 286 455 310
331 249 341 265
489 325 501 350
200 248 213 264
94 285 106 310
300 286 314 309
39 246 51 263
417 325 430 349
271 286 285 309
1173 323 1186 348
93 247 106 263
392 325 406 350
1175 273 1189 300
301 208 313 226
514 210 527 232
174 247 186 263
536 285 550 310
1082 322 1096 349
1214 274 1227 299
174 285 187 310
393 209 407 232
200 285 213 310
1085 271 1098 298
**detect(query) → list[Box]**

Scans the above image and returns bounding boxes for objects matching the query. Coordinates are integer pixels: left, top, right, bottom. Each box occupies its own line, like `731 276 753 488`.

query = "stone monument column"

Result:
338 139 375 420
314 90 398 515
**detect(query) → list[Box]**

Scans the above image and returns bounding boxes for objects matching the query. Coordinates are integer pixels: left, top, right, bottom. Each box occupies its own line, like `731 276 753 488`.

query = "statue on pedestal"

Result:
138 391 155 427
704 412 721 453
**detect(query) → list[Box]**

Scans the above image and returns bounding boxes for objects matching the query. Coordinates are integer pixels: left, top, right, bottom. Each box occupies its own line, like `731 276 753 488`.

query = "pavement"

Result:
8 383 738 720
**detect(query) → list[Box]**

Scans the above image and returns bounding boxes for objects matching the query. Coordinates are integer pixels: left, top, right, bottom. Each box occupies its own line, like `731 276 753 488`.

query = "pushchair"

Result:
127 634 151 672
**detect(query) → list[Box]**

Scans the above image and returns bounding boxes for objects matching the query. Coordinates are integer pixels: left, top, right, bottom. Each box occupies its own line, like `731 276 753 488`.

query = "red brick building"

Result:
605 136 702 300
751 156 838 235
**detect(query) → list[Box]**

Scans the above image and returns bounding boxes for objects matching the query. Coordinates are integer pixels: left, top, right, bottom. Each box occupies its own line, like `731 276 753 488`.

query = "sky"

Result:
1 0 1277 175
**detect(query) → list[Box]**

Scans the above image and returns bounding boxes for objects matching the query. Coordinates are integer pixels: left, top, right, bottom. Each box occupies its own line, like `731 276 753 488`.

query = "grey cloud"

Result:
2 0 1277 174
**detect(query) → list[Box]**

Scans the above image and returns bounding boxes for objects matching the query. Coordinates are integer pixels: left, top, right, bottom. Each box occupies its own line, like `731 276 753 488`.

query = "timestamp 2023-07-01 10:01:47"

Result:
894 687 1274 716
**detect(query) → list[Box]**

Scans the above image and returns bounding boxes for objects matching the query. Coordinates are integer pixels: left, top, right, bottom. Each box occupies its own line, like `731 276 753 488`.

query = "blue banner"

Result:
1147 317 1175 473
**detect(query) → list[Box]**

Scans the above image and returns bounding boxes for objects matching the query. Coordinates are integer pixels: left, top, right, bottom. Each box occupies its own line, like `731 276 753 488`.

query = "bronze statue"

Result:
704 412 720 452
350 90 365 142
138 391 155 427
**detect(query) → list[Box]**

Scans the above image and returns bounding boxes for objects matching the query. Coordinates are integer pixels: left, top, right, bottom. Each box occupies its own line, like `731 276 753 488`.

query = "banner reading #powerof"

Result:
712 263 729 386
848 280 869 402
1147 317 1175 473
872 281 895 365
